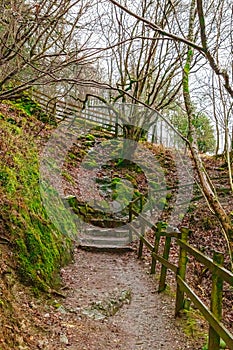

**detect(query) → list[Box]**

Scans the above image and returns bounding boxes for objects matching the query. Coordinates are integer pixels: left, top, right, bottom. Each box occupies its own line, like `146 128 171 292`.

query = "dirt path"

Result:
36 246 202 350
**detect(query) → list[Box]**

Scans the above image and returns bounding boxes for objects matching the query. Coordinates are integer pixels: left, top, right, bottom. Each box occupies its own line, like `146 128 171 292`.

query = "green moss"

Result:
0 111 73 291
84 140 95 147
178 307 207 345
82 160 98 169
150 181 160 190
157 197 167 209
10 92 57 125
202 336 226 349
62 170 75 184
67 151 78 160
85 134 95 141
166 192 173 200
110 177 121 187
125 174 137 187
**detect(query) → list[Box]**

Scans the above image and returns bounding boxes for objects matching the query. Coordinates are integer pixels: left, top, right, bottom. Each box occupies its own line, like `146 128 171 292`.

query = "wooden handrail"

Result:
177 276 233 349
128 198 233 350
32 90 118 126
178 240 233 285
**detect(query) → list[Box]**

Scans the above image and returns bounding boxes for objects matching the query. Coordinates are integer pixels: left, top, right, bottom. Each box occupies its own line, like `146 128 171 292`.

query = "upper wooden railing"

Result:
31 90 119 134
31 90 185 149
128 197 233 350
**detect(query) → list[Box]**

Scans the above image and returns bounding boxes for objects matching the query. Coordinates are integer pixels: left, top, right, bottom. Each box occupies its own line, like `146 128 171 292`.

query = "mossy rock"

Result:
67 151 78 160
125 174 137 188
157 197 167 209
111 177 122 188
79 149 88 157
95 176 111 184
62 171 75 184
82 160 98 169
85 134 95 141
166 192 173 200
84 140 95 147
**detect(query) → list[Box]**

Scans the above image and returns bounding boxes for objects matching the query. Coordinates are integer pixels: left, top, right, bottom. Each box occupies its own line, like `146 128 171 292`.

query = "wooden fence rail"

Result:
128 203 233 350
31 90 186 148
31 90 118 130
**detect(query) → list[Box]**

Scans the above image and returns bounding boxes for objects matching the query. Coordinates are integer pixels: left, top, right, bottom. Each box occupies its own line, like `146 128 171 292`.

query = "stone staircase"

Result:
63 196 133 249
78 226 132 249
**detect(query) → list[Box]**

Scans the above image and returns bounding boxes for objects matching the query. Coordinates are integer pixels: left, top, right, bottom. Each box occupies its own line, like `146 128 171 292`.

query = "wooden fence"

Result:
31 90 185 149
128 196 233 350
31 90 119 134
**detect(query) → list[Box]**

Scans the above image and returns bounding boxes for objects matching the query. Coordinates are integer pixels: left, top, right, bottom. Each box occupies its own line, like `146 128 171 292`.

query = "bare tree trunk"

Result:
211 75 220 156
183 0 233 264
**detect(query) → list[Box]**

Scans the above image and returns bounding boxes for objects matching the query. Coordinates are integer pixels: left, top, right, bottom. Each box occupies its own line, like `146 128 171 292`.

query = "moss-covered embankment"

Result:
0 101 73 291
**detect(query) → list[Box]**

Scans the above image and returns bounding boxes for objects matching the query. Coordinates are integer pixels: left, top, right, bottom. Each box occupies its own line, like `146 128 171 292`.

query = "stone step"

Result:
79 243 131 249
83 227 129 238
86 218 128 228
79 235 130 248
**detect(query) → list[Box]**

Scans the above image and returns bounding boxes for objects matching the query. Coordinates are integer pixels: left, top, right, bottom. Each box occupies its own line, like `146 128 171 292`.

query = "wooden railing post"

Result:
158 235 172 293
128 202 132 223
52 97 57 116
175 227 189 316
139 194 143 212
138 221 145 258
128 202 133 242
150 222 162 274
115 115 119 137
208 251 224 350
151 125 155 143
